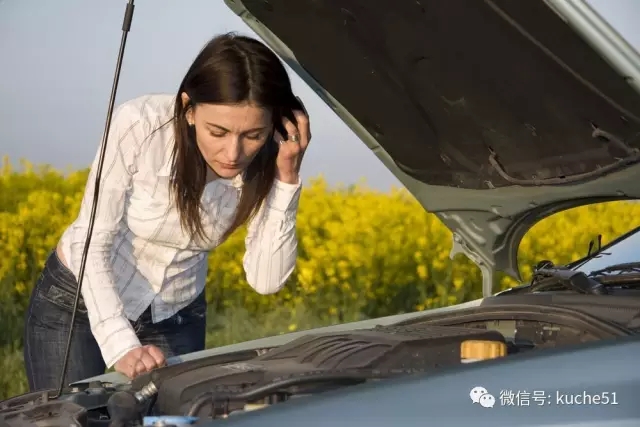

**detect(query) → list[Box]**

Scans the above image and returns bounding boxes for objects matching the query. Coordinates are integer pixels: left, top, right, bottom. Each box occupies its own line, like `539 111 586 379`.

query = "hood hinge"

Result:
450 232 494 297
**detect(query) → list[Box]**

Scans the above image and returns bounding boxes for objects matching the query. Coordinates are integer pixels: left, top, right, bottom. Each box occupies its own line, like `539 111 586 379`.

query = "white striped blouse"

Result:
58 94 301 368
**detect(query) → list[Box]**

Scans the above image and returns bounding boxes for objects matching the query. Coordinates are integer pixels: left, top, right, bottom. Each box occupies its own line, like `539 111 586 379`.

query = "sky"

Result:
1 0 639 191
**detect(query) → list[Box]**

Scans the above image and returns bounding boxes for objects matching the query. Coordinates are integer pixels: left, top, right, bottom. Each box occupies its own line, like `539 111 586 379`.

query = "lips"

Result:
217 161 241 169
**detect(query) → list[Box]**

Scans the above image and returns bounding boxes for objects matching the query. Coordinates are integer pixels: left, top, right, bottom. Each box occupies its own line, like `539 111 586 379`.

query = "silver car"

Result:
2 0 640 426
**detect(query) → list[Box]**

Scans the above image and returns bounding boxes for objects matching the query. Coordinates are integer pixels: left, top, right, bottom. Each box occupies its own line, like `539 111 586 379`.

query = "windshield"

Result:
573 226 640 274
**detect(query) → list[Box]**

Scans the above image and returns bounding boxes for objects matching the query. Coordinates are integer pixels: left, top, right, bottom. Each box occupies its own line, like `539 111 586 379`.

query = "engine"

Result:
1 298 633 427
0 324 506 427
153 324 506 417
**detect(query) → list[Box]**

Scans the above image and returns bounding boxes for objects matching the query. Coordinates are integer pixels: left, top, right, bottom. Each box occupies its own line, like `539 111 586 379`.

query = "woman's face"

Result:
182 93 273 179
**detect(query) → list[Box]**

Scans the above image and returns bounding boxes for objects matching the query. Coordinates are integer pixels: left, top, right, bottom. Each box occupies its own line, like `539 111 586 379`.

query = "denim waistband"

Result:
44 249 78 293
36 249 87 314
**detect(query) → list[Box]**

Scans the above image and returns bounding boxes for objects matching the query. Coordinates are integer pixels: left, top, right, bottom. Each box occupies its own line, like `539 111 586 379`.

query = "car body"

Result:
2 0 640 426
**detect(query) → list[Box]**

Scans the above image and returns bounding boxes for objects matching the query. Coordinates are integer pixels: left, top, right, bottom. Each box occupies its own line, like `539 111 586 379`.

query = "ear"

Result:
181 92 194 125
180 92 191 108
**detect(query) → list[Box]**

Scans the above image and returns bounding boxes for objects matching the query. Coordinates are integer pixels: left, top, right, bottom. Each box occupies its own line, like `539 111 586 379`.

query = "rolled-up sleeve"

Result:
242 178 302 294
66 104 147 368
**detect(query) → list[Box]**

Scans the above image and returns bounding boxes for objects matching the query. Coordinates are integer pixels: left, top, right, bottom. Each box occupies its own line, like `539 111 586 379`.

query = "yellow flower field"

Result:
3 157 640 323
2 157 640 398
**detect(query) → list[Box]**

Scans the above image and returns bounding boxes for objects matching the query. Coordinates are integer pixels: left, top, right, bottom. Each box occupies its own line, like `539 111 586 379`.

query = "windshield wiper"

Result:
570 234 613 271
506 261 640 295
529 266 609 295
587 234 603 257
587 262 640 277
497 261 609 295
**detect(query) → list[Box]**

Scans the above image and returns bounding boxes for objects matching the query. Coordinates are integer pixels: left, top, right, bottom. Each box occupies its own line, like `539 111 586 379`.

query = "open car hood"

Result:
224 0 640 295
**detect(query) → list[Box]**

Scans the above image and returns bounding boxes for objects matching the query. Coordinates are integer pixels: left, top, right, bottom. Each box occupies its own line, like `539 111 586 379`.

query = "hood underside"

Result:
225 0 640 293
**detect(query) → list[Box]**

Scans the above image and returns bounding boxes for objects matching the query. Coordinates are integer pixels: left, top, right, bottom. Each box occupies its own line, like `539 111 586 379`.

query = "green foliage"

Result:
2 158 640 399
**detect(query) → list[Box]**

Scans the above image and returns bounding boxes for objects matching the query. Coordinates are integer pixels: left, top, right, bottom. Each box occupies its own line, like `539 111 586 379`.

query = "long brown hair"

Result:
171 33 301 243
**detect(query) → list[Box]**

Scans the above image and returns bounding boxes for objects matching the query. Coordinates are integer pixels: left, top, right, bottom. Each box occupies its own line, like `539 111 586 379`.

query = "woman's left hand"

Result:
274 102 311 185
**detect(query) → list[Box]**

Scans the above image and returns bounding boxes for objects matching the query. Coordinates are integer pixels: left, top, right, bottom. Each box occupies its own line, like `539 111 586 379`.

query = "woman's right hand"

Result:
114 344 166 378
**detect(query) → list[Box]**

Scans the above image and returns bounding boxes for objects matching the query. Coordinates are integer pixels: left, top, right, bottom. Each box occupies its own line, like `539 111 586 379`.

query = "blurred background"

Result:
1 0 640 398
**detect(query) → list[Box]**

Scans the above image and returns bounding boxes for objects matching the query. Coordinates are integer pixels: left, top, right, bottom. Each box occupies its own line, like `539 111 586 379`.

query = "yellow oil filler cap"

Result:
460 340 507 362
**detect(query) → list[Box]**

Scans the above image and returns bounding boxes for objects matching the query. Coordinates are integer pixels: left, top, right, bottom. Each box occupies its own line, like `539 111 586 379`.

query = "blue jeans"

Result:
23 250 207 392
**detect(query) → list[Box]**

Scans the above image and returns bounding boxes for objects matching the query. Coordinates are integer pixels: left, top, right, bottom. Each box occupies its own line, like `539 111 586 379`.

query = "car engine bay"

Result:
1 293 638 427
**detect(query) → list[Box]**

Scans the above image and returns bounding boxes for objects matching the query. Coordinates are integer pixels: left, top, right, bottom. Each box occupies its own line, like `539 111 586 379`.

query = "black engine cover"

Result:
154 324 505 415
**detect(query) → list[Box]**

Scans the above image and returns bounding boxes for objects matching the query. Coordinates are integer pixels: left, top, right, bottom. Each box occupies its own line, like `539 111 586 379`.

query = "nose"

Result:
225 137 243 162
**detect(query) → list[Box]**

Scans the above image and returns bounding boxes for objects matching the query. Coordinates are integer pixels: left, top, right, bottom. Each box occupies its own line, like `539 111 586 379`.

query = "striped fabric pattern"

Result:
59 94 301 367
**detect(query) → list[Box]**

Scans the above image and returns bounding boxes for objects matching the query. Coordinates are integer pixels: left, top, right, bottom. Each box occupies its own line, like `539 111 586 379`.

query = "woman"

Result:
23 33 311 391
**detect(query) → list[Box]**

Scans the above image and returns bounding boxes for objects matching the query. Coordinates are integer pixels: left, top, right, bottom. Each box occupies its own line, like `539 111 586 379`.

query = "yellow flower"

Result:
417 264 428 280
4 158 640 336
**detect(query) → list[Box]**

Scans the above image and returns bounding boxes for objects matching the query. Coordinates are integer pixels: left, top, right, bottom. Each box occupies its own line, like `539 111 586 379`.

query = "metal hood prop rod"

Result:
53 0 136 399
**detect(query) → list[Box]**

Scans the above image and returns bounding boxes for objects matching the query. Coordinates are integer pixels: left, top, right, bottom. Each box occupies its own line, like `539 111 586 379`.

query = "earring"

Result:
185 112 194 127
